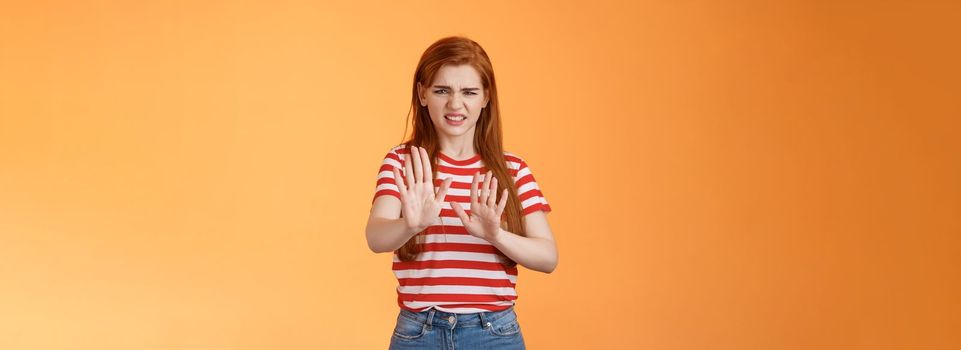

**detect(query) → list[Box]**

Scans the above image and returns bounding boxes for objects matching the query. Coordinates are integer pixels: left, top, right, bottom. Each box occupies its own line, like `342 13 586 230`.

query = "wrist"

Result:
403 219 426 237
408 224 426 237
490 228 508 245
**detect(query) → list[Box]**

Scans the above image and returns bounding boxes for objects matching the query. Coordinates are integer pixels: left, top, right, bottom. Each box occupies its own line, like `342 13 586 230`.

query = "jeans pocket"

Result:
392 314 428 340
487 316 521 336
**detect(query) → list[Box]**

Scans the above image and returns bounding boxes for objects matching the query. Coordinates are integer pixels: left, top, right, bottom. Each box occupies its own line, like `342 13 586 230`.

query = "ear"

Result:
483 90 490 109
417 82 427 107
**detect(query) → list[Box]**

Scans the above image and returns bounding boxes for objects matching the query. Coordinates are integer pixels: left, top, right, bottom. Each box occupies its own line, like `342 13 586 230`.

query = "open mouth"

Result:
444 114 466 126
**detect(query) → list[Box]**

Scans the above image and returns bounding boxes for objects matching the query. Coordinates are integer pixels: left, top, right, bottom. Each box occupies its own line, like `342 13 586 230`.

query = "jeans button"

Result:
448 316 455 324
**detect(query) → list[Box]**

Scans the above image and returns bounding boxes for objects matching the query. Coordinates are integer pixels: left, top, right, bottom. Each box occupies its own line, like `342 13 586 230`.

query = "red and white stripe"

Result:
373 145 551 313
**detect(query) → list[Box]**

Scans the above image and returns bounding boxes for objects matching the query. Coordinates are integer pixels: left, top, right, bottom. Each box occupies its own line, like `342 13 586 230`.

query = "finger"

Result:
496 188 508 216
488 175 498 208
435 177 453 204
470 171 480 204
480 171 492 206
420 147 433 184
451 201 471 224
478 172 489 206
392 167 408 198
410 146 423 184
404 153 415 187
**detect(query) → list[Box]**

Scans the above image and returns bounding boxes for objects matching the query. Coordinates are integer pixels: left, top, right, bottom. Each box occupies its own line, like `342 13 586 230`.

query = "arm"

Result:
451 171 558 274
365 146 452 253
365 196 417 253
490 211 558 273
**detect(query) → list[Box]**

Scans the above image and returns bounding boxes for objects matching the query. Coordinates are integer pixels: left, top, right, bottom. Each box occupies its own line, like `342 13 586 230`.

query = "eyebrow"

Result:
432 85 480 91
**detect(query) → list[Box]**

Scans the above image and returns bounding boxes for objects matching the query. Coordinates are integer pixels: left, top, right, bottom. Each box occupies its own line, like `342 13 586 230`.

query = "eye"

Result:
433 89 448 95
464 91 478 96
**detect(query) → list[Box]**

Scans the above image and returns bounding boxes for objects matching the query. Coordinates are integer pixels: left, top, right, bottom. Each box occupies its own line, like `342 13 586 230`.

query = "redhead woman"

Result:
365 36 557 350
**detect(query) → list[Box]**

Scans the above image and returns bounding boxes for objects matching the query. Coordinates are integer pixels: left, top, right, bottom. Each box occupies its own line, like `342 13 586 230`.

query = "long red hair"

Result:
395 36 525 267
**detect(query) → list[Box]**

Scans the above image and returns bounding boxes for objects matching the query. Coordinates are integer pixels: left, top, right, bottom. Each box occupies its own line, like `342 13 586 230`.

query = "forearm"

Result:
491 228 558 273
366 217 419 253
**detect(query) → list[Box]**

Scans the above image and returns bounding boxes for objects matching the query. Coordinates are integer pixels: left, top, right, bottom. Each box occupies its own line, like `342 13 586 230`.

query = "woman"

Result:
365 36 557 350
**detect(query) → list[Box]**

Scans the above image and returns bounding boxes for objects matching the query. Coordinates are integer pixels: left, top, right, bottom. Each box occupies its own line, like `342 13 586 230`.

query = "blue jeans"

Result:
388 306 526 350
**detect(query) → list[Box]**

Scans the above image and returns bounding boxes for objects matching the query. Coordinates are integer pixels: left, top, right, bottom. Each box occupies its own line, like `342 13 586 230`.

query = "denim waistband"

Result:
399 306 517 330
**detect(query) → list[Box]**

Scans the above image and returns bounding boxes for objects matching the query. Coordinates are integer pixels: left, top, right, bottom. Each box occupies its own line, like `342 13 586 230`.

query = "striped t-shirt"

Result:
372 145 552 314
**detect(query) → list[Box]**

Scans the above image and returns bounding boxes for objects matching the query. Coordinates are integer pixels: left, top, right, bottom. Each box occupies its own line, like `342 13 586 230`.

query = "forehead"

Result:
431 64 483 87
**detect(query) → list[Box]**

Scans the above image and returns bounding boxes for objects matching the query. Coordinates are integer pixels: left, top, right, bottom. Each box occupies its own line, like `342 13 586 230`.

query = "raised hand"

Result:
451 170 509 243
393 146 454 235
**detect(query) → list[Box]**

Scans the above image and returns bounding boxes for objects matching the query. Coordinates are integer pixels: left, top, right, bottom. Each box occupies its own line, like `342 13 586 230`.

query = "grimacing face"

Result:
417 64 490 139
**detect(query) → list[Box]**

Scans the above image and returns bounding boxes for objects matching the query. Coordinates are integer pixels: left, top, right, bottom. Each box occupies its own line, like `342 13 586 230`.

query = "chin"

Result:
437 127 473 138
432 121 477 136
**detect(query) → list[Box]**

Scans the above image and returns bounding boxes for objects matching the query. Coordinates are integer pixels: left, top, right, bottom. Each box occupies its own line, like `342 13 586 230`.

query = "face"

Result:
418 64 490 139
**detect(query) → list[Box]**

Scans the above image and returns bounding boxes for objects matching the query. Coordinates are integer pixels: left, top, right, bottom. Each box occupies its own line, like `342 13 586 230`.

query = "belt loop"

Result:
426 308 435 331
478 310 490 329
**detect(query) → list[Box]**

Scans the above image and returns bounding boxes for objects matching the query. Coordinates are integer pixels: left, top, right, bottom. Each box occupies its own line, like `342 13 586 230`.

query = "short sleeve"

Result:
372 146 406 203
511 155 552 216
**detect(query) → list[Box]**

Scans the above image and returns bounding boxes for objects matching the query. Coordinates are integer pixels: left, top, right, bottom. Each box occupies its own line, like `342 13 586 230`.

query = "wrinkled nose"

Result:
446 92 462 109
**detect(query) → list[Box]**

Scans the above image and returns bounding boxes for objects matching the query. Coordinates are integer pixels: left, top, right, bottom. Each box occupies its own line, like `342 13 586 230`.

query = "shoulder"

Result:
378 145 410 169
502 151 528 170
386 144 408 155
382 144 410 158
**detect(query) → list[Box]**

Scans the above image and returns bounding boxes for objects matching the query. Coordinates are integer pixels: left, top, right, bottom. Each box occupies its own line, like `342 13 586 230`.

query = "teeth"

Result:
445 115 465 121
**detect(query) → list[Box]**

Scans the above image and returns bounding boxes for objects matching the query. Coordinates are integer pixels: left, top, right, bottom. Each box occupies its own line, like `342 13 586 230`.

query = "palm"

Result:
452 170 509 242
393 146 453 234
461 201 502 241
399 179 443 230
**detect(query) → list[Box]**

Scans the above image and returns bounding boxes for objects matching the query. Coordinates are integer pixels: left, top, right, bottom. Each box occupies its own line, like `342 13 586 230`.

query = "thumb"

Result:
451 202 471 224
435 177 453 203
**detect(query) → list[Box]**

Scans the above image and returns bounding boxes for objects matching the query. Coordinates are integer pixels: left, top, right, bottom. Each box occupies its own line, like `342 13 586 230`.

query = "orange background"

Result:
1 1 959 349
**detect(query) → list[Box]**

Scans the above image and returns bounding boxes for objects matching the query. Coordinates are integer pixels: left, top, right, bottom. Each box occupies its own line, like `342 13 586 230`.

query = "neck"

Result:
437 127 476 159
